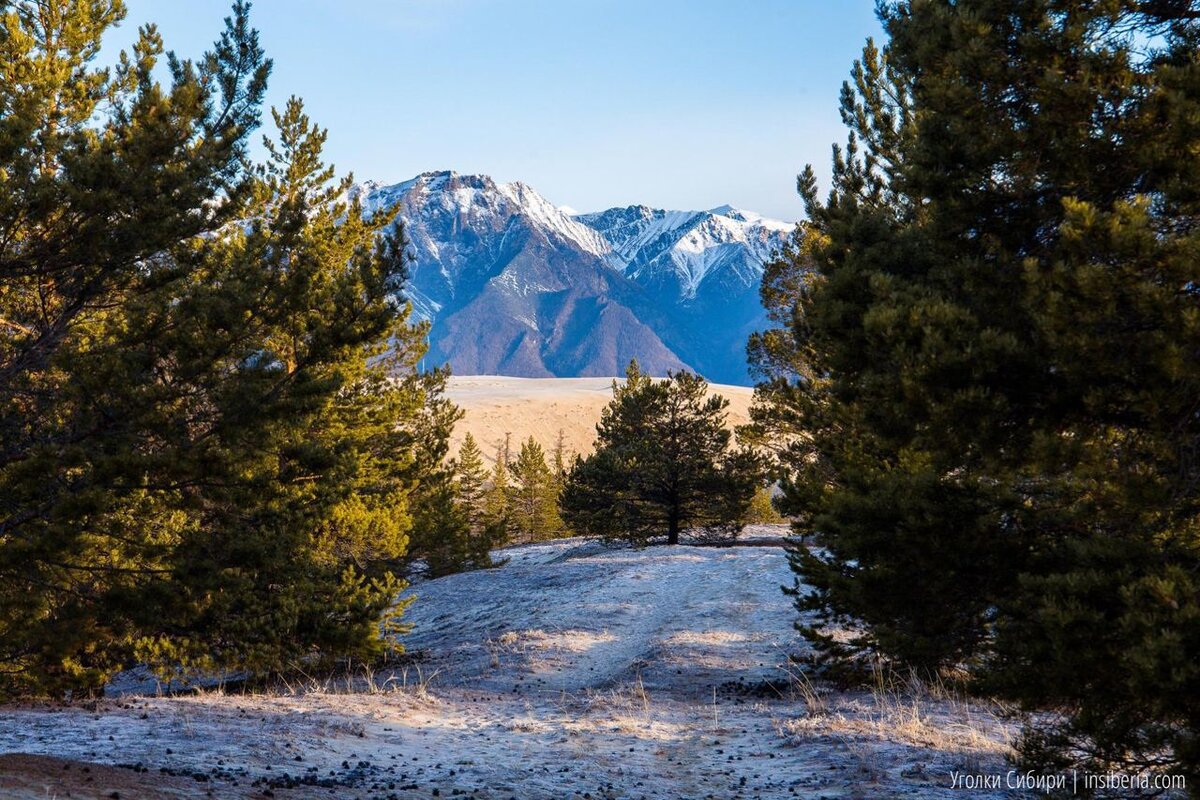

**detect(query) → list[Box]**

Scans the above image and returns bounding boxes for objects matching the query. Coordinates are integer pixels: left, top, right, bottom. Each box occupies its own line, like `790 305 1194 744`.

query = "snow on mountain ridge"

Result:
354 171 615 266
354 174 793 296
347 171 797 384
575 202 793 300
708 204 793 231
494 179 614 263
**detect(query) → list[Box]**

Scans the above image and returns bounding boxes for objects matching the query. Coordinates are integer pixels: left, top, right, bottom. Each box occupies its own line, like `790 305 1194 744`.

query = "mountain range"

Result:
352 171 793 386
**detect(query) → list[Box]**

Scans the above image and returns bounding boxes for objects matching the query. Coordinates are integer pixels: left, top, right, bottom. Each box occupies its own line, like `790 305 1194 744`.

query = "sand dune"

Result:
444 375 756 463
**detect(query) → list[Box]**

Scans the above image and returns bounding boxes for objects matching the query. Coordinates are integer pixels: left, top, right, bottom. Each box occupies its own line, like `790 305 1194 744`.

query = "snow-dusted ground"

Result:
0 526 1022 799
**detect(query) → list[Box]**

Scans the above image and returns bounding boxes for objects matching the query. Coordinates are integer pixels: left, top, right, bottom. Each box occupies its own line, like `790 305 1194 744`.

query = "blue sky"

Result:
106 1 883 221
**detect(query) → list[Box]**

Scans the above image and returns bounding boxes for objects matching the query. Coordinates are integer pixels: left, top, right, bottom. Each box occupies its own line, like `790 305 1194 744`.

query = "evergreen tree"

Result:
446 433 505 572
457 433 489 522
408 477 471 580
745 486 785 525
400 368 488 580
550 429 572 535
483 433 512 542
752 0 1200 781
562 361 761 546
550 429 568 489
508 437 563 543
0 2 434 696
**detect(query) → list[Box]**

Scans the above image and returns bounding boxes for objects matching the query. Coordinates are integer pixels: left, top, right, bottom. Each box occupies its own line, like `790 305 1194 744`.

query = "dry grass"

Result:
778 660 1016 762
446 376 754 465
539 671 700 741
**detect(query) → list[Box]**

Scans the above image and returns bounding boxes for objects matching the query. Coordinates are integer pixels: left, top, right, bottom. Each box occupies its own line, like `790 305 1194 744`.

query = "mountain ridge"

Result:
352 171 795 385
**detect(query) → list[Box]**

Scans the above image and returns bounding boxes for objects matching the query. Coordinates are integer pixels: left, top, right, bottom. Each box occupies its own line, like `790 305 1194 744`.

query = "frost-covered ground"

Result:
0 526 1022 799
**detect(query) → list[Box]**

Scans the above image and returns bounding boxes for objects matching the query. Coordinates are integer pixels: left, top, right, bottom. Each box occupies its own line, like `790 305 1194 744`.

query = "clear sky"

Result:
105 1 883 222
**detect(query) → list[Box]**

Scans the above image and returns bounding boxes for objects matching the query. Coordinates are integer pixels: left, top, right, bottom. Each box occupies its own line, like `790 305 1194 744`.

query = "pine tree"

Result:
550 429 571 535
402 368 494 580
0 2 437 696
751 0 1200 781
508 437 563 543
562 361 761 546
745 487 785 525
483 433 512 543
457 433 489 523
453 433 504 569
0 0 268 695
551 429 568 488
409 478 471 580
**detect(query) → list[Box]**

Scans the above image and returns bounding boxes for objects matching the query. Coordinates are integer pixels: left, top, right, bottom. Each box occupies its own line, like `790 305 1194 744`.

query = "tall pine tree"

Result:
456 433 490 530
483 433 512 541
0 2 439 696
752 0 1200 781
409 433 504 577
508 437 563 543
458 433 508 558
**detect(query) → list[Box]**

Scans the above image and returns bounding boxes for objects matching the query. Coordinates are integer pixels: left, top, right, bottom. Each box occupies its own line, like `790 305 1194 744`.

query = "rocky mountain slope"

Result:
353 172 794 385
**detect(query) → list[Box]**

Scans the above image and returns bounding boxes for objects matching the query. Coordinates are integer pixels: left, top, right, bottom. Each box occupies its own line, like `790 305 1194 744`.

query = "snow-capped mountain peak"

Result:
493 179 613 261
574 203 792 300
709 204 794 231
354 171 614 264
350 172 796 385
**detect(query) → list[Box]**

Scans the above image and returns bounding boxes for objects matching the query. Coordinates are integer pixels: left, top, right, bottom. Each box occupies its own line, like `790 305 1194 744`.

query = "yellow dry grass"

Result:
445 375 756 463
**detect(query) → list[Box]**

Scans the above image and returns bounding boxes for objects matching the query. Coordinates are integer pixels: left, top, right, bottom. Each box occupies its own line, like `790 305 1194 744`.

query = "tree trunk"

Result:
667 514 680 545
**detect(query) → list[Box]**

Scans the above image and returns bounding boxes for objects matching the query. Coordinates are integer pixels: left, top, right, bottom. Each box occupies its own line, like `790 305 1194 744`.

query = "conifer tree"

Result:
457 433 489 522
0 1 437 696
401 368 489 580
752 0 1200 781
508 437 563 543
483 434 512 541
0 0 268 694
551 430 568 489
745 487 785 525
453 433 504 569
412 433 513 567
562 361 761 545
408 477 471 580
167 96 428 674
407 427 511 578
550 429 571 535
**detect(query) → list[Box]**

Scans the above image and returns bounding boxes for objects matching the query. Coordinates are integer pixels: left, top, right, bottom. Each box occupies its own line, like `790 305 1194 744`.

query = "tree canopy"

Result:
751 0 1200 781
0 0 442 696
508 436 564 544
562 361 760 546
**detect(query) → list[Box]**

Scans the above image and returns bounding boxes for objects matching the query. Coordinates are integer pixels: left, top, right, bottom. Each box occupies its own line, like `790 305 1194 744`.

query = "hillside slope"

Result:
445 375 755 462
0 532 1020 799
